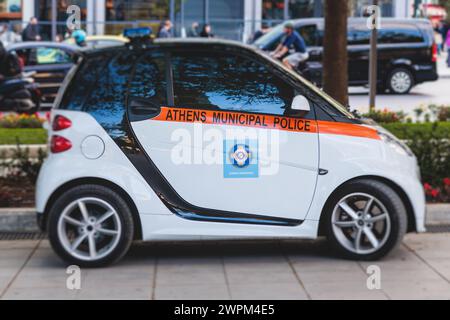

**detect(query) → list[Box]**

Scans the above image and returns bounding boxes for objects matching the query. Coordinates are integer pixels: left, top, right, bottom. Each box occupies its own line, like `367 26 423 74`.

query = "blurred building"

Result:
2 0 447 41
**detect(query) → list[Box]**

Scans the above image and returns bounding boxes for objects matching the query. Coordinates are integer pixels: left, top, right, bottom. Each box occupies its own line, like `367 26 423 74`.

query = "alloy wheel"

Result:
57 197 122 261
331 193 391 255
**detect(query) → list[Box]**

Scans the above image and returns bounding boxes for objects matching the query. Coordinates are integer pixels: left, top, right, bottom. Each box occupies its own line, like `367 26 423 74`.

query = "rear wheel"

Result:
387 68 414 94
324 179 407 260
48 185 134 267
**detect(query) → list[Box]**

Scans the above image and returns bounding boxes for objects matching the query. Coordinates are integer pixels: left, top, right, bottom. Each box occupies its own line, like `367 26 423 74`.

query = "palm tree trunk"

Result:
323 0 348 106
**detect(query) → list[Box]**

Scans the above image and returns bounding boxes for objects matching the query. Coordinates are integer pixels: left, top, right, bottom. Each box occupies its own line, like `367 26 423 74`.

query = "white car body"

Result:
36 38 425 265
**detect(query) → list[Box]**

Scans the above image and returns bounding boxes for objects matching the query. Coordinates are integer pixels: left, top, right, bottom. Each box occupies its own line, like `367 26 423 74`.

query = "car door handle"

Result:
128 98 161 121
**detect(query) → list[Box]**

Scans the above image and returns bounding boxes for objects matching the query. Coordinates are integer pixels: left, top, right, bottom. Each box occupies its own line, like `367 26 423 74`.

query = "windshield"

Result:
250 46 355 120
254 24 284 49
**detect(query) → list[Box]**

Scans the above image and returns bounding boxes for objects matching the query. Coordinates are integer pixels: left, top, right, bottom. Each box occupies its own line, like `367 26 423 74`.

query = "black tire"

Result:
323 179 407 260
387 67 414 94
48 184 134 268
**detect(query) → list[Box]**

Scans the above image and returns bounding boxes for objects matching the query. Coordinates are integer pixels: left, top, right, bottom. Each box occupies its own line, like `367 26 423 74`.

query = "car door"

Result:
14 46 73 106
128 49 319 223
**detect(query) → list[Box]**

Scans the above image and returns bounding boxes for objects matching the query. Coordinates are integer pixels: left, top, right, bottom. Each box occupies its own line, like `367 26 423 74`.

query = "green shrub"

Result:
362 109 406 124
381 122 450 202
0 144 47 184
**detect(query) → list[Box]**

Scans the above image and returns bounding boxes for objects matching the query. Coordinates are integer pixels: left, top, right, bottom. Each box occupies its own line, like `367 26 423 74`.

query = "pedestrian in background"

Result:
0 23 21 47
446 29 450 68
22 17 41 42
200 24 214 38
434 25 443 55
187 22 199 37
158 20 173 38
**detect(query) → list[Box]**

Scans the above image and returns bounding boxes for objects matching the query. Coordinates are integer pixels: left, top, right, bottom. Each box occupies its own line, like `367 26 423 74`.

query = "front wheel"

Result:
324 179 407 260
48 185 134 267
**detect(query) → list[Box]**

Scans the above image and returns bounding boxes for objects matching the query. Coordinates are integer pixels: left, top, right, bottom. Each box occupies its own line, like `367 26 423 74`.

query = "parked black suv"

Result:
254 18 439 94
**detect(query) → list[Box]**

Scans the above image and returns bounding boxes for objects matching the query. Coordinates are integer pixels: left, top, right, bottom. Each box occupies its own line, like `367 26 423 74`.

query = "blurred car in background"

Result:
254 18 439 94
7 42 79 108
64 35 129 49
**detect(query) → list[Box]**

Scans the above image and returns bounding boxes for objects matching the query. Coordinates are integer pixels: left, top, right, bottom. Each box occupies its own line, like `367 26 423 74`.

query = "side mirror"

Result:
291 95 310 112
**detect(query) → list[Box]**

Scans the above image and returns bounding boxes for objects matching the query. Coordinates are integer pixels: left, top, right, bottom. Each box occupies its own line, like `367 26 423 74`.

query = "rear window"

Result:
348 25 424 45
58 53 112 111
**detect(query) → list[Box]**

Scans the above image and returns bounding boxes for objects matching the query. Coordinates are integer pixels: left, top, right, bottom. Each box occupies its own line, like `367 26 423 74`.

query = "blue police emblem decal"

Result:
230 144 251 168
223 140 258 178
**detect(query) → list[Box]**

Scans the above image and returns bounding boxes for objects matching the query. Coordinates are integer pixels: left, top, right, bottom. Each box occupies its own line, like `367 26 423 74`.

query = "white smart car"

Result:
36 32 425 267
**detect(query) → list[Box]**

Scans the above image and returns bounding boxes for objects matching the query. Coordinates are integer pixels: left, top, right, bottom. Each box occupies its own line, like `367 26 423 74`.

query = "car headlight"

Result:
378 131 414 157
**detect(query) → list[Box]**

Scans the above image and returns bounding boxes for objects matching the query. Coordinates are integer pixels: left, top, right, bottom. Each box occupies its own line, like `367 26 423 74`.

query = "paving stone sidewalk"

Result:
0 233 449 300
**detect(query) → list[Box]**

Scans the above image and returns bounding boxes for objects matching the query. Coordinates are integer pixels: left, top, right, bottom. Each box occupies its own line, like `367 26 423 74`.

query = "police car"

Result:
36 28 425 267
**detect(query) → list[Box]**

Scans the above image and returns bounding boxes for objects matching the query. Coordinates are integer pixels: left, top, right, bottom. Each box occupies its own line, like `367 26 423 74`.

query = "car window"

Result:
14 47 71 66
296 24 320 46
128 52 167 105
378 27 424 44
13 48 37 66
347 27 370 45
171 51 299 116
36 47 71 64
59 54 111 111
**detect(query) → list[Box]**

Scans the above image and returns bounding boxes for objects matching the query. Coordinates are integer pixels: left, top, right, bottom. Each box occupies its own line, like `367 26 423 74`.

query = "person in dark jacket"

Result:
200 24 214 38
22 17 41 42
187 22 199 37
0 41 21 81
157 20 173 38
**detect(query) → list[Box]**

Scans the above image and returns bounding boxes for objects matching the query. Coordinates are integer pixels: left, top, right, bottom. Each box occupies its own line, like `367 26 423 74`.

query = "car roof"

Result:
287 17 432 29
6 41 79 52
82 38 260 56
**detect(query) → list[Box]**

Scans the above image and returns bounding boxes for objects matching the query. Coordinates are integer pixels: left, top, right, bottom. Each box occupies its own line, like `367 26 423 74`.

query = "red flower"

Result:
424 183 432 191
444 178 450 186
431 189 440 198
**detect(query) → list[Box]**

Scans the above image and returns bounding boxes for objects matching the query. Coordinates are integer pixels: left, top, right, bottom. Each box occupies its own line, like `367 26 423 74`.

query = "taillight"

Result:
50 135 72 153
52 115 72 131
431 43 438 63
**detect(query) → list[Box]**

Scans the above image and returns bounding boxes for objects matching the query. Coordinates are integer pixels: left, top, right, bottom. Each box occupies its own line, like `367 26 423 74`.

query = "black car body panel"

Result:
254 18 438 90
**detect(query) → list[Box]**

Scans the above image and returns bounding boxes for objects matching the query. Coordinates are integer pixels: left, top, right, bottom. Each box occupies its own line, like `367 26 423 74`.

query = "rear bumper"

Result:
413 64 438 83
36 211 46 232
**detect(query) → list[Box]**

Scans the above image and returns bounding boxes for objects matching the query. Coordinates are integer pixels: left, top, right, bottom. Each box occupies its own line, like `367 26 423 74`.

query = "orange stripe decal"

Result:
151 107 379 140
152 107 317 133
317 120 380 140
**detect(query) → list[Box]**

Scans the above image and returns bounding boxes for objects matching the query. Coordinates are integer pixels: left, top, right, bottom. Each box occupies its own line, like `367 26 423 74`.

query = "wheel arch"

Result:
318 175 417 236
40 177 143 240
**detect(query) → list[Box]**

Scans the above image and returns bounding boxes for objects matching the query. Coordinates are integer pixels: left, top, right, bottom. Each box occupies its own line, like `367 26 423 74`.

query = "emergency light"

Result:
124 27 153 50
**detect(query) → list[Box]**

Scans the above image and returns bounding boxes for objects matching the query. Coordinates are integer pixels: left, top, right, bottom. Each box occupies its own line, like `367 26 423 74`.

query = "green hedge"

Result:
0 128 47 145
381 122 450 201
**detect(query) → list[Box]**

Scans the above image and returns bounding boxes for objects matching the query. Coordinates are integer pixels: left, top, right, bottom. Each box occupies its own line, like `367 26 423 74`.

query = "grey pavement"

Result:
0 233 449 300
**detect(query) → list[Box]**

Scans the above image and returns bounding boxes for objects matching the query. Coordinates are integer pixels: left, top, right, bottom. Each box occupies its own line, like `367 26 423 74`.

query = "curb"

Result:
0 204 449 233
0 208 39 232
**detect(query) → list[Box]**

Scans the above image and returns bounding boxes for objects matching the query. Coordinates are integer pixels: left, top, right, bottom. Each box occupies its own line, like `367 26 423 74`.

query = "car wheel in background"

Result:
48 184 134 267
387 68 414 94
324 179 407 260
